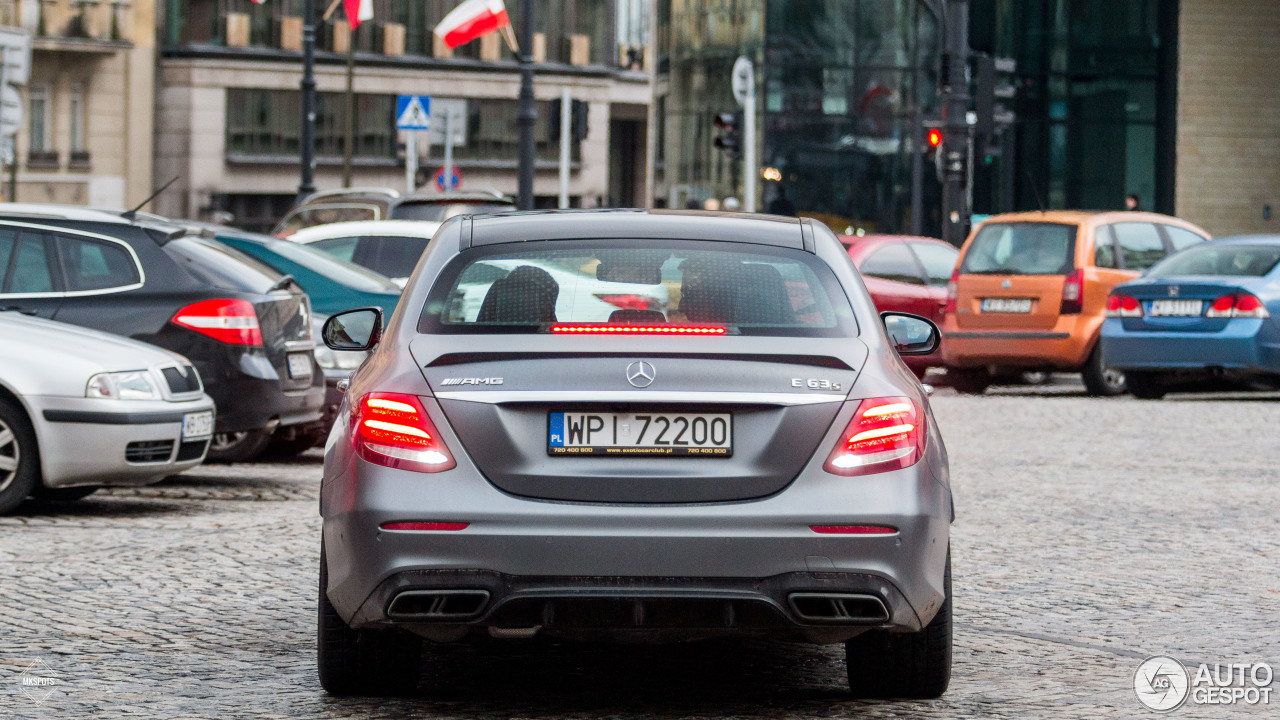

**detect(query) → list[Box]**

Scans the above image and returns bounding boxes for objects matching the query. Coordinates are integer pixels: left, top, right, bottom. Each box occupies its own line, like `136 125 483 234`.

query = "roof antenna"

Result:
1024 170 1047 213
121 176 180 221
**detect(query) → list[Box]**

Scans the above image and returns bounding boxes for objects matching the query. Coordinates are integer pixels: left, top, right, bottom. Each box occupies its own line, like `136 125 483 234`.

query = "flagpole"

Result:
299 0 317 200
516 0 535 210
342 20 356 187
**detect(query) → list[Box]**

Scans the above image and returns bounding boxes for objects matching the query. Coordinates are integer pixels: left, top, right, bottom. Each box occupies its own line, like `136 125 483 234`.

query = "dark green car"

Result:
204 226 402 319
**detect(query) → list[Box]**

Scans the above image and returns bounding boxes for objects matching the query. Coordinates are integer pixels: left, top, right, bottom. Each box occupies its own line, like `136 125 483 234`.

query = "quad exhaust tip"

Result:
787 593 890 623
387 590 490 620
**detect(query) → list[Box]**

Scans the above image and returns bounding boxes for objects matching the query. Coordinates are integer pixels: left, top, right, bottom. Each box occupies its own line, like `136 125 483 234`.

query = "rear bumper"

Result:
1100 318 1280 371
30 395 214 488
205 372 325 434
942 315 1097 369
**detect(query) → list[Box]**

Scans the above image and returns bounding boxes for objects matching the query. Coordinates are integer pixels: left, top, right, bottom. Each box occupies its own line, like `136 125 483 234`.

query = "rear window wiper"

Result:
266 274 298 293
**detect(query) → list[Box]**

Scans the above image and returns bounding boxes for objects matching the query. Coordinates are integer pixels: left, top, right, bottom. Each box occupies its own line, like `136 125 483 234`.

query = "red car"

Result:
842 234 959 376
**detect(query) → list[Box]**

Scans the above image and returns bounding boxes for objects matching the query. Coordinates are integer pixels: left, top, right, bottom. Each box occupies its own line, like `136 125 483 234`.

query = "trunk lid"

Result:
255 289 315 391
954 221 1081 331
411 341 866 504
1115 278 1256 333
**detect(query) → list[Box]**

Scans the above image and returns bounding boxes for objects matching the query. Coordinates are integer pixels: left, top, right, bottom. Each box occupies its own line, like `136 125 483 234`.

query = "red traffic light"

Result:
927 128 943 148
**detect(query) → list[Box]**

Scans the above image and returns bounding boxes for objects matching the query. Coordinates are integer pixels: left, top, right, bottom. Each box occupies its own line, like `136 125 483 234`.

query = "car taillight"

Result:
1060 269 1084 315
944 269 959 314
1105 294 1143 318
172 299 263 346
1206 293 1270 319
595 294 654 311
824 397 925 477
353 392 456 473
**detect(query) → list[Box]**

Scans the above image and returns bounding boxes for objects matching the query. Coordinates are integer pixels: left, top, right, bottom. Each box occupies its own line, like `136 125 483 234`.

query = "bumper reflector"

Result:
810 525 898 535
379 522 470 532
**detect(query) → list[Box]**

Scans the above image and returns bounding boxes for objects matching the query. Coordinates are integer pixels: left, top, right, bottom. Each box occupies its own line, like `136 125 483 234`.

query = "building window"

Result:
226 88 396 161
27 84 51 153
69 84 87 152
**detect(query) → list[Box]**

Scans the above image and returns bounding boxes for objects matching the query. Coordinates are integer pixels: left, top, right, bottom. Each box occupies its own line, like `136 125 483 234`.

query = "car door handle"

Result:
0 306 38 316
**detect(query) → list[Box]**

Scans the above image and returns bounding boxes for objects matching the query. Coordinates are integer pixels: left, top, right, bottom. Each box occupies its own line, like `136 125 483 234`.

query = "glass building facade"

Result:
655 0 1177 236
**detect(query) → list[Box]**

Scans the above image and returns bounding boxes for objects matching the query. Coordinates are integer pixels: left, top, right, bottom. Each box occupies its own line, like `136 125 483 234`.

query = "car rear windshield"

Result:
392 202 512 222
419 240 856 337
1147 244 1280 278
960 222 1077 276
164 237 284 293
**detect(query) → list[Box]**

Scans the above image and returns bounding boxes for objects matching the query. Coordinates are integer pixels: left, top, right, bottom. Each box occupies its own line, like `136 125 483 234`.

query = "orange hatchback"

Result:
942 211 1211 395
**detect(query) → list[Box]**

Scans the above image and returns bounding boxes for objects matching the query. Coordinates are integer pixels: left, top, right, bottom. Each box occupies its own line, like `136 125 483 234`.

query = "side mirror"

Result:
323 307 384 352
881 311 940 356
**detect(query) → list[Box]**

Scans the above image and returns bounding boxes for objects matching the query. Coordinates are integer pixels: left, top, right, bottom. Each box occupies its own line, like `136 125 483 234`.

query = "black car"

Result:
0 205 325 462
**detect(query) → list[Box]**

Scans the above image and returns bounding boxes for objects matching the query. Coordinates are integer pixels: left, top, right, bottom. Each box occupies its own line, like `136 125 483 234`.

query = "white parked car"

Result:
285 220 444 287
0 312 216 514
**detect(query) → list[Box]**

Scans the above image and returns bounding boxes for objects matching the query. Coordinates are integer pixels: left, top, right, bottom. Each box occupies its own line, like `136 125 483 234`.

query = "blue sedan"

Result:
1101 236 1280 398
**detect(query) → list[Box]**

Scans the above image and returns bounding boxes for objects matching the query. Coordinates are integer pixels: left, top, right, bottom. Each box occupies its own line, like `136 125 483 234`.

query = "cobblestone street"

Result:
2 384 1278 718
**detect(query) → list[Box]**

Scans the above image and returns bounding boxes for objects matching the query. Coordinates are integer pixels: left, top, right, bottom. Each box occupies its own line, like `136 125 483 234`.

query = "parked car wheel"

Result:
0 399 40 515
317 543 422 696
1125 371 1168 400
207 430 274 464
1081 347 1127 397
846 551 952 699
34 486 99 502
946 367 991 395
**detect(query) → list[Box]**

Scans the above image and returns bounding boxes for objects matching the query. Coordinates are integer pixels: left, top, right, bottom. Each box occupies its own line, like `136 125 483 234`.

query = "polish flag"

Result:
434 0 513 50
343 0 374 29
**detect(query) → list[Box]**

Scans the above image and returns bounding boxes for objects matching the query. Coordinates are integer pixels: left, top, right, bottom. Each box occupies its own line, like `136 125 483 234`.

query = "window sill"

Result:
69 151 92 170
225 154 581 171
26 152 61 169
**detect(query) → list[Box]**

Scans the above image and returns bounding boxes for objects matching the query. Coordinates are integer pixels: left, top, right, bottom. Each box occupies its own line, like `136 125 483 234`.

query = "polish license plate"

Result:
287 352 313 380
182 411 214 440
981 297 1033 313
1148 299 1203 317
548 412 732 457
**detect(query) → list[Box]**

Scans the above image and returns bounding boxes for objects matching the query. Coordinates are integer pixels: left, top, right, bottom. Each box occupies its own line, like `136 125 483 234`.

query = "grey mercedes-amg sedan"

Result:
316 210 953 699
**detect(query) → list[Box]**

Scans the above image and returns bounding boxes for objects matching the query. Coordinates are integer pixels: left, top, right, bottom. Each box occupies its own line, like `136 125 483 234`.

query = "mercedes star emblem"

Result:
1168 285 1180 297
1002 279 1012 289
626 361 656 388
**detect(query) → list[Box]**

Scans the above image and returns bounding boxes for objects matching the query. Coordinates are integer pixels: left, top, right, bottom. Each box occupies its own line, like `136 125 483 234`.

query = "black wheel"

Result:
206 429 273 464
318 542 422 696
0 399 40 515
1081 346 1127 396
946 367 990 395
846 552 952 699
1125 371 1167 400
35 486 98 502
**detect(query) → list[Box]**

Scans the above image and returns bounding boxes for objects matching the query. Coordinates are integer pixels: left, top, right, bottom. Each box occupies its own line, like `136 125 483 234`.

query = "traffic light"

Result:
713 112 742 159
974 55 1017 151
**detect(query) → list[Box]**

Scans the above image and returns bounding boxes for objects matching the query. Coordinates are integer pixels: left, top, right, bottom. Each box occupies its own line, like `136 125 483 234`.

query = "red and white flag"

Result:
343 0 373 29
434 0 514 50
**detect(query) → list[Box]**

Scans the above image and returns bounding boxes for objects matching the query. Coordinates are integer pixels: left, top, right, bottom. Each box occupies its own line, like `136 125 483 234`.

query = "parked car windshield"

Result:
391 202 512 222
960 222 1077 276
1146 243 1280 278
261 239 401 292
420 241 855 337
277 204 380 236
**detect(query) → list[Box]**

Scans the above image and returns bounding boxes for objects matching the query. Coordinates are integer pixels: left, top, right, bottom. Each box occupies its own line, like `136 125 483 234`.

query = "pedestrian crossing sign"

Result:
396 95 431 130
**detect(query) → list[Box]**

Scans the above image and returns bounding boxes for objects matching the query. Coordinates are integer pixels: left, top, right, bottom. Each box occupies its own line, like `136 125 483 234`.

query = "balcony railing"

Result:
0 0 133 44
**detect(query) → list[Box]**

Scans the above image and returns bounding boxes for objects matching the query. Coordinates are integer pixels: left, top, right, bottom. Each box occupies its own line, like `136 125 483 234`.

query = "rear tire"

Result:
318 542 422 696
0 399 39 516
1081 347 1127 397
946 367 990 395
1125 371 1167 400
846 552 952 699
206 429 273 464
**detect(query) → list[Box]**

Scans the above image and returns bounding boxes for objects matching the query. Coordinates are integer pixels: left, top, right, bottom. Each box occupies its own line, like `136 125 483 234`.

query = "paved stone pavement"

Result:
1 382 1277 718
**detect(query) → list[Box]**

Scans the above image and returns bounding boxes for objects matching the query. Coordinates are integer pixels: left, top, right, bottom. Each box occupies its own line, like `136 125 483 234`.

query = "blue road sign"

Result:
434 166 462 192
396 95 431 130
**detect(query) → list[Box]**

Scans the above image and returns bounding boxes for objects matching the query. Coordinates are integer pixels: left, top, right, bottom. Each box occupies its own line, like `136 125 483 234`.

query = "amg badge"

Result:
439 377 504 386
791 378 842 390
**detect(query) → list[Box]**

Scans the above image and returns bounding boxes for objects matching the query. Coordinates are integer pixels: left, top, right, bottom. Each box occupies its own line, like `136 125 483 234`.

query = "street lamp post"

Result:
516 0 536 210
299 0 318 200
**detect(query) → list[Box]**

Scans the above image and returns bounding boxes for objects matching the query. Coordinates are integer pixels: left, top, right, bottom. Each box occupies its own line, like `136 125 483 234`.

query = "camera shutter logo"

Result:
1135 656 1190 712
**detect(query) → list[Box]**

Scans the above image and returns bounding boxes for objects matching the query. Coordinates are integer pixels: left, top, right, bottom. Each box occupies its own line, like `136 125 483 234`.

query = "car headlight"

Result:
86 371 161 400
313 345 367 371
